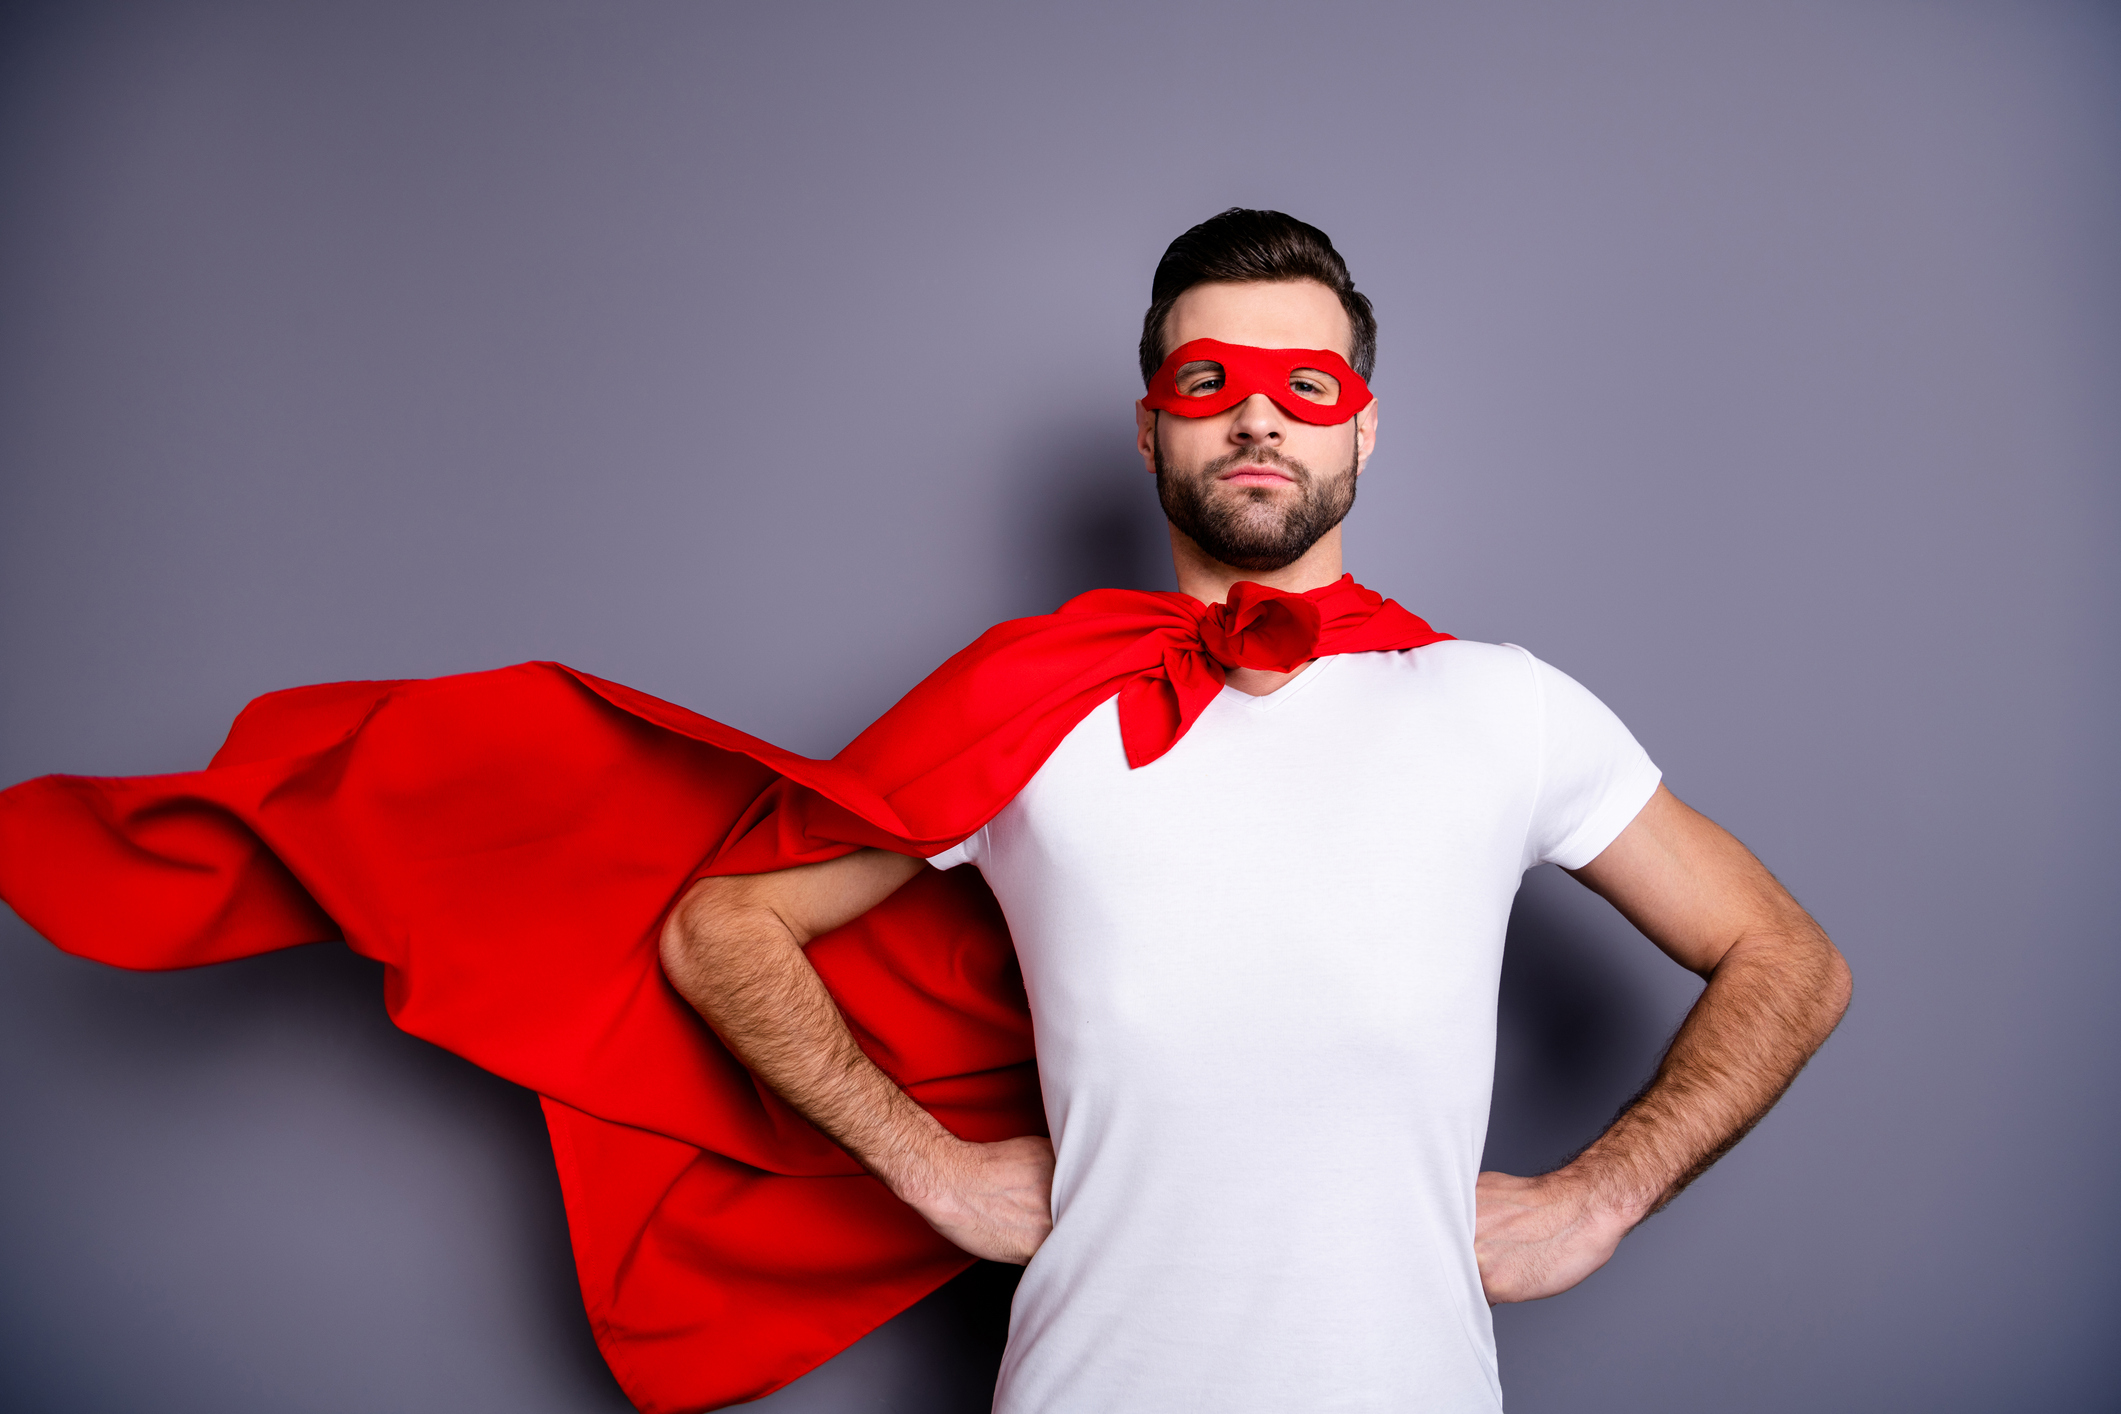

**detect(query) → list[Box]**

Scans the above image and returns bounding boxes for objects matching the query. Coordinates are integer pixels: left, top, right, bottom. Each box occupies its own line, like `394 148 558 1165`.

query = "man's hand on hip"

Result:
1474 1170 1629 1304
903 1134 1056 1265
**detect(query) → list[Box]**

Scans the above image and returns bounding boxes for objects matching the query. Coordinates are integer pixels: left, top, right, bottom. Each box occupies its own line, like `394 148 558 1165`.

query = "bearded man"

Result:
657 208 1853 1412
0 208 1850 1414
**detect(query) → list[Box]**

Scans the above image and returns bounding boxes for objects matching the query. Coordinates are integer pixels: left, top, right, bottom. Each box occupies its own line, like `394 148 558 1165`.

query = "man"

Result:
0 208 1849 1413
659 208 1851 1411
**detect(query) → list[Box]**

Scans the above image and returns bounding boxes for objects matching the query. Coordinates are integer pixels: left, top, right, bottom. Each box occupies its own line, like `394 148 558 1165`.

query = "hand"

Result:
904 1135 1055 1265
1474 1169 1632 1304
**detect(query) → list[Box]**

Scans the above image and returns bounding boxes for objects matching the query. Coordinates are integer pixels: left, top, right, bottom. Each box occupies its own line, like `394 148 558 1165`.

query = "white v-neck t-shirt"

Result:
926 640 1661 1414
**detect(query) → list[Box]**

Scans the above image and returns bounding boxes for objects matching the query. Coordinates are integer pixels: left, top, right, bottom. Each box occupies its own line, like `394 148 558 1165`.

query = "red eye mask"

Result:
1141 338 1373 426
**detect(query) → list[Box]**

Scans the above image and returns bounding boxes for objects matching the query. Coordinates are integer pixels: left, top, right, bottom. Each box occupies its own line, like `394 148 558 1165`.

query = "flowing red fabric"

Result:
0 575 1446 1413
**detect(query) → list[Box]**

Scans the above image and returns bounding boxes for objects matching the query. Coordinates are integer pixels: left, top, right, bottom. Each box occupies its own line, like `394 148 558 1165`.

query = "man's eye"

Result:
1175 360 1226 397
1289 370 1340 404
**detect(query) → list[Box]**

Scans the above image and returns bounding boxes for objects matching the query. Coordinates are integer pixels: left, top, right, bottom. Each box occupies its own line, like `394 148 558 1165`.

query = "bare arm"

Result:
658 850 1053 1263
1475 784 1852 1303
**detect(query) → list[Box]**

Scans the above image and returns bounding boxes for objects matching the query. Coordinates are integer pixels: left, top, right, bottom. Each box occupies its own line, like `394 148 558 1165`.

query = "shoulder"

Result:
1319 642 1552 745
1339 638 1541 694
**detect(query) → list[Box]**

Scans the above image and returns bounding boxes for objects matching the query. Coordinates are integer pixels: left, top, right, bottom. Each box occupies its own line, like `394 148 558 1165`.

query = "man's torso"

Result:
930 640 1659 1414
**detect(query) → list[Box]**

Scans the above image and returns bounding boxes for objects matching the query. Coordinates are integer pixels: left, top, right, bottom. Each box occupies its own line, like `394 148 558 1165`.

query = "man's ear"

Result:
1135 401 1158 475
1354 398 1379 475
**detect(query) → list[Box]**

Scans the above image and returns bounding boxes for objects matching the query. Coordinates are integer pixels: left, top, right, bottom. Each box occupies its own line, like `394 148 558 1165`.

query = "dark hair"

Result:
1138 208 1377 385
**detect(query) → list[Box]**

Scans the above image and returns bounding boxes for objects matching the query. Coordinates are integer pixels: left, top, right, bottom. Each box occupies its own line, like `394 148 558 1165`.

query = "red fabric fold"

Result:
0 575 1447 1413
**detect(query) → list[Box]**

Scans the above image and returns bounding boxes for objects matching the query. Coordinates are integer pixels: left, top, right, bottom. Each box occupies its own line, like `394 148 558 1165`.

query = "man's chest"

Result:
985 652 1538 891
965 650 1542 1048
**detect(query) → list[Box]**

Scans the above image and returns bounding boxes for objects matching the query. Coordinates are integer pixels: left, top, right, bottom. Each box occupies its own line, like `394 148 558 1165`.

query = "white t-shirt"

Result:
926 640 1661 1414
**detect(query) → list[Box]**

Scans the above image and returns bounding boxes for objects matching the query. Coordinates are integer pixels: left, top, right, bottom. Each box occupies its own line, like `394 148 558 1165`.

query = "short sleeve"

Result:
925 827 986 873
1516 649 1662 870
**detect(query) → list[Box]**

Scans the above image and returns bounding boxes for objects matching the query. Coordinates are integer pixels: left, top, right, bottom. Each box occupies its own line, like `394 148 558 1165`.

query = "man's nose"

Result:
1228 393 1286 446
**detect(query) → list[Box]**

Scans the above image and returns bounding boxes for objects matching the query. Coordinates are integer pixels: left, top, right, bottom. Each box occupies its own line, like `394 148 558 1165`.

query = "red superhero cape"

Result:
0 576 1447 1413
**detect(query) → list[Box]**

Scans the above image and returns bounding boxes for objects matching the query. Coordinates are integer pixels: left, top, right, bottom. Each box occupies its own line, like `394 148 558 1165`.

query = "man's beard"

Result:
1154 428 1358 573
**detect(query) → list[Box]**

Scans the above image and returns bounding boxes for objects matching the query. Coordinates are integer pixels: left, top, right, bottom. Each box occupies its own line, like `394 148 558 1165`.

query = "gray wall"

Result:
2 3 2115 1411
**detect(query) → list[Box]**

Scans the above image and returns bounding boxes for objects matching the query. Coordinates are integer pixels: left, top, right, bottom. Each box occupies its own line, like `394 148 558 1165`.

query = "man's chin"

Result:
1215 499 1306 537
1196 489 1302 535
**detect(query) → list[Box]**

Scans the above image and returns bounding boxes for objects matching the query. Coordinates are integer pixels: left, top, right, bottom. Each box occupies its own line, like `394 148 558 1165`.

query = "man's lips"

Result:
1219 464 1295 486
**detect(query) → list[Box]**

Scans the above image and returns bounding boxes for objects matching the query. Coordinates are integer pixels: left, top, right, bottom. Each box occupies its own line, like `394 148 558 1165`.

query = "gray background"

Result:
1 2 2114 1411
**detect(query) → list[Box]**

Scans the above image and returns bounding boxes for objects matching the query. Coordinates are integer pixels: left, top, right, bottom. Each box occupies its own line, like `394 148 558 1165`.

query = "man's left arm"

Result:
1475 783 1853 1303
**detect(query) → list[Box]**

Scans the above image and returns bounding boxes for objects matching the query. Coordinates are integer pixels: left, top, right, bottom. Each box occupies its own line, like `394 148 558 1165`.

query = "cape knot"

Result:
1192 582 1324 673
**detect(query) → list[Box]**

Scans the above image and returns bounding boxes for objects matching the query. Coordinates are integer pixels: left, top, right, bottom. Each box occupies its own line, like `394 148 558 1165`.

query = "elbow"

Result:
1820 936 1854 1028
659 875 738 990
1729 917 1853 1038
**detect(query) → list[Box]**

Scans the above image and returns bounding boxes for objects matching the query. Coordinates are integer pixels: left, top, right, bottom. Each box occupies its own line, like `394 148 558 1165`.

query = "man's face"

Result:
1136 279 1378 572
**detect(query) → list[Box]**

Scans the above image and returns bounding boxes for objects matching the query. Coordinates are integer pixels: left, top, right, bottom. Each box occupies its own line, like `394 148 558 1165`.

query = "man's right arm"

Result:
658 849 1053 1264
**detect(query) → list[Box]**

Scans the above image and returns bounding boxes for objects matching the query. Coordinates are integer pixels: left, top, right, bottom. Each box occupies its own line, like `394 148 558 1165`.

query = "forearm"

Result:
661 866 1056 1264
659 877 954 1202
1567 921 1852 1225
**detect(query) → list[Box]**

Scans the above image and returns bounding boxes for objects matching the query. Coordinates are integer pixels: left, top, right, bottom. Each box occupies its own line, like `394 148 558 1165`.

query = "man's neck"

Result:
1168 524 1346 697
1167 523 1347 606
